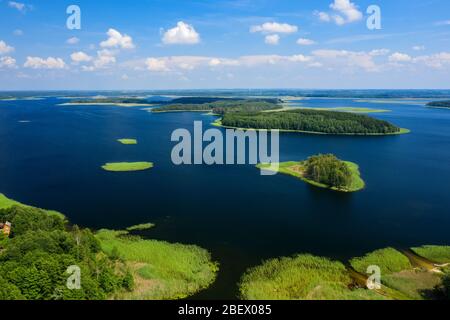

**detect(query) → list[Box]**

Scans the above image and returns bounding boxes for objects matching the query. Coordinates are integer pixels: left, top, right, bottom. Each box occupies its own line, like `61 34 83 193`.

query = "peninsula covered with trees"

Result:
221 109 408 135
427 101 450 109
257 154 365 192
151 98 282 114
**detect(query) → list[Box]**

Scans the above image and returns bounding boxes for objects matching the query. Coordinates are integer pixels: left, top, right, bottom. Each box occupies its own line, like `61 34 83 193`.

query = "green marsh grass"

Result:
101 162 153 172
117 139 138 145
411 245 450 264
350 248 413 275
96 229 218 300
239 254 383 300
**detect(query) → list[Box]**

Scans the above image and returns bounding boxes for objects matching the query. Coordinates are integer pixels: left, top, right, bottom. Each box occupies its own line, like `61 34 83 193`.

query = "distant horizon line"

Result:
1 88 450 92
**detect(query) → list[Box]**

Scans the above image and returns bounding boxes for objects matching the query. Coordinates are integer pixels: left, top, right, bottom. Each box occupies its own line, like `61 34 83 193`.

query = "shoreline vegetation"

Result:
0 193 218 300
59 98 155 107
151 98 283 114
126 223 155 232
212 119 410 136
0 193 65 220
257 154 365 193
292 107 391 113
96 229 218 300
426 101 450 109
239 247 450 300
101 162 154 172
150 98 409 136
117 139 138 145
1 193 449 300
219 109 408 136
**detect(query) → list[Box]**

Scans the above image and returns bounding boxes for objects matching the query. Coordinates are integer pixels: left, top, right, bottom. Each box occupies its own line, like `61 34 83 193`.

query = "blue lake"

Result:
1 94 450 299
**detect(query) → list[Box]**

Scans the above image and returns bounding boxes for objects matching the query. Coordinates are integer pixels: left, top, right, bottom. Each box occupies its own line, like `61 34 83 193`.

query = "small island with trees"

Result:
257 154 365 192
219 108 409 135
151 98 283 114
426 101 450 109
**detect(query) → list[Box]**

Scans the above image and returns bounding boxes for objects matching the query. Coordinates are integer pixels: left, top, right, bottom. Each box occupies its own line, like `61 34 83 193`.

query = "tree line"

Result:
0 205 134 300
153 100 282 114
221 109 401 134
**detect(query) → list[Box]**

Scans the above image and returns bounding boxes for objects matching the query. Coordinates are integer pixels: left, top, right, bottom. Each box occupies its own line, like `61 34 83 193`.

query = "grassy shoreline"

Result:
1 193 218 300
257 160 365 192
240 246 450 300
0 193 65 219
96 229 218 300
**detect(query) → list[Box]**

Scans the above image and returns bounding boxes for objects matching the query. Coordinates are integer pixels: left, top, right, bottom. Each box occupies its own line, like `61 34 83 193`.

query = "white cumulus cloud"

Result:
0 41 14 54
297 38 316 46
70 51 93 63
146 58 170 72
67 37 80 45
389 52 412 63
0 56 17 68
250 22 298 34
317 0 363 26
24 57 66 69
100 29 135 49
162 21 200 45
265 34 280 45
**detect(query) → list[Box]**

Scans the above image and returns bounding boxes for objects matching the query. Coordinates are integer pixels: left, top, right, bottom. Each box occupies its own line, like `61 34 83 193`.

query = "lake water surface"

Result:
1 93 450 299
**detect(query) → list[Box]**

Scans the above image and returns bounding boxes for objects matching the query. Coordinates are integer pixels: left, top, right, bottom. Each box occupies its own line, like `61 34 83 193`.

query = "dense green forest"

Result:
304 154 352 189
164 97 280 105
221 109 404 135
163 97 242 104
152 99 282 114
0 205 133 300
427 101 450 108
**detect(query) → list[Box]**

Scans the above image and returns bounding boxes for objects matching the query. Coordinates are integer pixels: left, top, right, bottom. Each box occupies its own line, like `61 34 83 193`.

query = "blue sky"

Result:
1 0 450 90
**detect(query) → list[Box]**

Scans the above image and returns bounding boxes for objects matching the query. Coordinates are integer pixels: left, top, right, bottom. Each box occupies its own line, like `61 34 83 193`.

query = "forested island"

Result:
60 97 155 107
427 101 450 109
257 154 365 192
220 109 408 135
0 194 218 300
152 98 407 135
151 99 282 114
239 247 450 300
